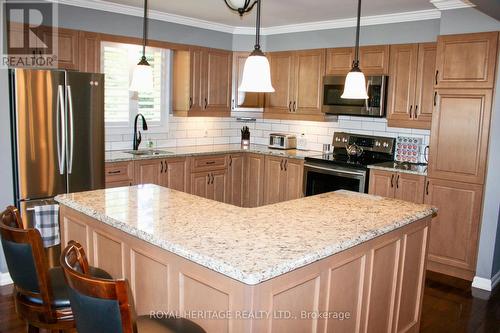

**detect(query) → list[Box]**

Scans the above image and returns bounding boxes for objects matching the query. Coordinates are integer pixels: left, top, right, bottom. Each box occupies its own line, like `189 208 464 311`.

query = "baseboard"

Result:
472 270 500 291
0 272 13 286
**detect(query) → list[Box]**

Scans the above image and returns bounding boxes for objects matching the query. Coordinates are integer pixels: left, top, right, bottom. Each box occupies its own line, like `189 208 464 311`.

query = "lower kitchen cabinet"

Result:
191 170 227 202
105 161 134 188
163 158 188 192
244 154 265 208
226 154 245 206
368 169 425 204
264 156 304 205
424 178 483 280
134 159 168 187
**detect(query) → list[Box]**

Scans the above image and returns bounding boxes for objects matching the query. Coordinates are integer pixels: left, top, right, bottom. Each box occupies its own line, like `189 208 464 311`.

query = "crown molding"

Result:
48 0 441 36
430 0 475 11
235 9 442 35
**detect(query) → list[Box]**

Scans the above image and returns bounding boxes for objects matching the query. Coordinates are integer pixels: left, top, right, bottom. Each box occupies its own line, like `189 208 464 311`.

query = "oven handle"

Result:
304 163 366 177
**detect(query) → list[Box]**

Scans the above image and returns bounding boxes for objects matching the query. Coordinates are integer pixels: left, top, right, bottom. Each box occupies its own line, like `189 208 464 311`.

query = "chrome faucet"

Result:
133 113 148 150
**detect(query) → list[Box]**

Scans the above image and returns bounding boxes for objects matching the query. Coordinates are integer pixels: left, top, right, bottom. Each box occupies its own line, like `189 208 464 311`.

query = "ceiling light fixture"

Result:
224 0 258 16
238 0 275 93
130 0 153 92
342 0 368 99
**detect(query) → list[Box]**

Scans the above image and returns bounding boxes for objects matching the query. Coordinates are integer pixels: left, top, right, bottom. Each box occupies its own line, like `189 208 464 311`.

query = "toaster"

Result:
268 133 297 150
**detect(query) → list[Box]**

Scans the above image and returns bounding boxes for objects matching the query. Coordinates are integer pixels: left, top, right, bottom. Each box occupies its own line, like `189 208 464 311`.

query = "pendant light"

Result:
130 0 153 92
224 0 257 16
238 0 275 93
341 0 368 99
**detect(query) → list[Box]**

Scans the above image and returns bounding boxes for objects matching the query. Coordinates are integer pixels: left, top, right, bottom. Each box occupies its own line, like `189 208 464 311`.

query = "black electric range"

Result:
303 132 396 195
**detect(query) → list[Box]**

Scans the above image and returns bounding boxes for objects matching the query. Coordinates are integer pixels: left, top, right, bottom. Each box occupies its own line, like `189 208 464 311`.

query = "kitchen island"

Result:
56 185 435 333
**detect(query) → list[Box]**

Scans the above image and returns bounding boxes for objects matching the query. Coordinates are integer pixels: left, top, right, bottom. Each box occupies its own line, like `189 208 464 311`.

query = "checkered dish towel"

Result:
34 204 61 247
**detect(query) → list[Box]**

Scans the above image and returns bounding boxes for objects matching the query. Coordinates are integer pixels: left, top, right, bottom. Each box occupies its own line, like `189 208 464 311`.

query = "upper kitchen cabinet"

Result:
387 43 436 129
428 89 492 184
232 52 265 110
435 32 499 89
173 48 232 117
78 31 101 73
326 45 389 75
265 49 326 121
39 26 80 70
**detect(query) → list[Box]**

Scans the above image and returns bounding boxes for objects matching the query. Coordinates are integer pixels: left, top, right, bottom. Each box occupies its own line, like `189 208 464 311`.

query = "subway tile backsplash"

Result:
105 115 430 162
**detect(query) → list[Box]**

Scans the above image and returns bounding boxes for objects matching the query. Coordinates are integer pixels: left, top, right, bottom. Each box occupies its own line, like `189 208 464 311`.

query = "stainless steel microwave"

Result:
322 75 388 117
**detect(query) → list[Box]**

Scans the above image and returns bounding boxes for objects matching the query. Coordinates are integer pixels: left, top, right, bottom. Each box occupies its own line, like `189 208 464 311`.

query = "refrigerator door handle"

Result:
57 85 66 175
67 85 75 174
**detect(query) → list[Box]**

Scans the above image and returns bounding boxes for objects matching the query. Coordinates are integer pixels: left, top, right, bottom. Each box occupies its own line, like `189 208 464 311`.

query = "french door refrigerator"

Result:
9 68 105 228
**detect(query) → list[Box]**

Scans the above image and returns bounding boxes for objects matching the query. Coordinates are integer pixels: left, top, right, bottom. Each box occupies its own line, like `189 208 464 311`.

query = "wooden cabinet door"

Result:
394 173 425 204
245 153 265 208
283 159 304 201
293 49 325 115
413 43 437 129
266 52 295 114
368 169 396 198
134 160 162 186
435 32 498 89
359 45 390 75
387 44 419 124
40 27 79 70
190 48 204 112
326 47 354 75
226 154 245 206
209 170 227 203
428 89 492 184
425 178 483 280
232 52 264 109
203 49 232 114
78 31 101 73
6 22 28 59
190 172 209 198
264 156 285 205
165 158 187 192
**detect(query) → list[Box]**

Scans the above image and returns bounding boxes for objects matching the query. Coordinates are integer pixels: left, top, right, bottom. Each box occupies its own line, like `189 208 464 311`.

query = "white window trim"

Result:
101 41 172 136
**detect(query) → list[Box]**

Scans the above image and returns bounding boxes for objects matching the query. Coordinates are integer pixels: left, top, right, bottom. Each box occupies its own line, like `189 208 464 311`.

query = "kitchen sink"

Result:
124 149 173 156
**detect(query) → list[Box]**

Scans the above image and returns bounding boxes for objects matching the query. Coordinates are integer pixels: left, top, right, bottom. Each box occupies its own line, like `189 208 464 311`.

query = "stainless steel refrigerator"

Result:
9 68 105 228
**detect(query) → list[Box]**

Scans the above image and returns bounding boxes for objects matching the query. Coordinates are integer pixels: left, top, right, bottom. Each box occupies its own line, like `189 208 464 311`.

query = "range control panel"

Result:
332 132 395 154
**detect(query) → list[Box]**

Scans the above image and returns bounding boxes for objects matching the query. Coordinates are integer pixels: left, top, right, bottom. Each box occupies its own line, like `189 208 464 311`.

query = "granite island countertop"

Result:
105 144 322 163
55 185 436 285
368 161 428 176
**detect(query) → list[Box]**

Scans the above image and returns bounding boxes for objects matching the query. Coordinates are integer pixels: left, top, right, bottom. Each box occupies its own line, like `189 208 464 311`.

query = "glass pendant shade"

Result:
239 51 275 92
227 0 247 8
130 58 153 92
341 68 368 99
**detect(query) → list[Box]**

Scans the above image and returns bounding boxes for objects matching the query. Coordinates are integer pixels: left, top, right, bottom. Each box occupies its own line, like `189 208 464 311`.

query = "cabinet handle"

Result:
435 70 439 85
205 161 216 165
409 105 413 119
229 155 232 167
396 174 400 189
426 180 430 195
280 159 284 171
160 161 164 173
207 173 210 184
211 173 214 184
107 170 121 175
204 98 208 109
284 159 288 171
390 174 394 188
414 105 419 118
164 161 168 173
189 97 193 109
433 92 437 106
288 101 292 112
293 101 296 112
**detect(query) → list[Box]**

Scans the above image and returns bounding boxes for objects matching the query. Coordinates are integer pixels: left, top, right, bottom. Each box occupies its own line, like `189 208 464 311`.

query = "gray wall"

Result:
438 8 500 282
263 19 440 51
57 4 234 50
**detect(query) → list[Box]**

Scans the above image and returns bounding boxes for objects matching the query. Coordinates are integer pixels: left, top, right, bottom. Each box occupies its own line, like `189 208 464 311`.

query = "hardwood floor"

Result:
0 272 498 332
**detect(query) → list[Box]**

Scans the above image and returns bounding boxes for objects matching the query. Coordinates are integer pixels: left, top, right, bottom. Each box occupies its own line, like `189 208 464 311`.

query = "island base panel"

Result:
60 205 431 333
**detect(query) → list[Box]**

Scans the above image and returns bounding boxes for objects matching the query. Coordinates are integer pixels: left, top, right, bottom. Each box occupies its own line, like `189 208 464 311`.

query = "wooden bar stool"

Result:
60 241 207 333
0 206 110 333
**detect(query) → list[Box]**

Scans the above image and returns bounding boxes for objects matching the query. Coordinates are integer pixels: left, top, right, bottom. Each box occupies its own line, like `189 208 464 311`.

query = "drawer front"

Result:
191 155 227 172
105 162 133 183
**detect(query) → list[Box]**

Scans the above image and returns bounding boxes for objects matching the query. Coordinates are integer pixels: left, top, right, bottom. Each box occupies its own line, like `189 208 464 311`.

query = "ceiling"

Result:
100 0 437 27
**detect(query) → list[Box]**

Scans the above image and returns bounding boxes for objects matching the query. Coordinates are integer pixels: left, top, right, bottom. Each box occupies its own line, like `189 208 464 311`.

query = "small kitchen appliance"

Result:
268 133 297 150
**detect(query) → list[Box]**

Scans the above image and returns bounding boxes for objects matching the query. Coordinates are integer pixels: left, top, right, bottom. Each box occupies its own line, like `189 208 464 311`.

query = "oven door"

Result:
303 163 367 196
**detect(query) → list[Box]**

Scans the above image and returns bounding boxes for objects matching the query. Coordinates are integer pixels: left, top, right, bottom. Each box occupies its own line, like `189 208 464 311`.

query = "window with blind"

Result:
101 41 170 131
